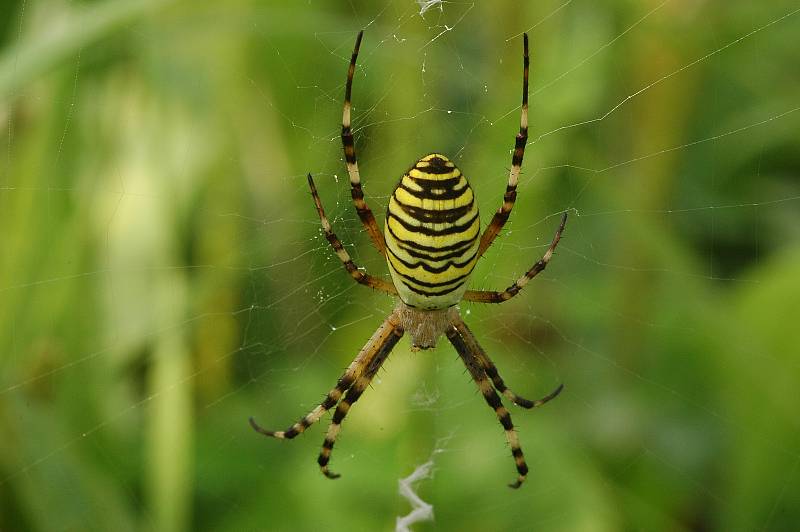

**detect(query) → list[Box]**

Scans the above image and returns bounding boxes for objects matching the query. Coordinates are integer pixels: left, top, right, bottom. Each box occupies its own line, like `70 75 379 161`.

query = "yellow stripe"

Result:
400 175 424 192
420 153 452 163
408 167 460 180
393 182 472 211
386 215 479 249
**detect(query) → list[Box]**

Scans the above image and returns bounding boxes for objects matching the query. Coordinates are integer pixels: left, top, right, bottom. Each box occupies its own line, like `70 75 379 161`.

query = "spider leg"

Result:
318 316 404 479
307 174 397 295
463 212 566 304
341 30 387 255
450 316 563 408
446 325 529 489
477 33 530 258
249 313 402 440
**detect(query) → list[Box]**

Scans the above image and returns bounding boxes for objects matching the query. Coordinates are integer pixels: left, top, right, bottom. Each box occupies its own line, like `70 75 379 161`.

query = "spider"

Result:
250 31 567 489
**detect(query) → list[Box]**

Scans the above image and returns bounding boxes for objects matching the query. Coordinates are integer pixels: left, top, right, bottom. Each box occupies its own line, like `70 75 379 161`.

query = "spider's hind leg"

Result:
249 314 402 441
248 370 357 441
318 321 404 479
451 317 563 409
446 325 530 489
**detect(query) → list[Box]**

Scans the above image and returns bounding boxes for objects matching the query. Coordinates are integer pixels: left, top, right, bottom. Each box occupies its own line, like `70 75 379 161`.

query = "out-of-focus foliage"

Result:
1 1 798 531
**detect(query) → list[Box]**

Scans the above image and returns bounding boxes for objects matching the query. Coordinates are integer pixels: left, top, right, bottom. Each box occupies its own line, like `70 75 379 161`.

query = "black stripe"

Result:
392 268 472 292
511 133 526 167
399 279 465 297
414 166 456 176
414 157 456 174
414 162 456 174
321 394 338 410
385 223 476 254
410 173 463 188
485 391 502 409
388 256 474 288
498 411 513 430
388 246 476 276
399 182 469 201
388 211 479 237
409 176 464 193
341 127 354 146
391 237 476 262
483 368 507 392
394 197 475 224
332 407 347 424
341 128 357 164
338 374 354 390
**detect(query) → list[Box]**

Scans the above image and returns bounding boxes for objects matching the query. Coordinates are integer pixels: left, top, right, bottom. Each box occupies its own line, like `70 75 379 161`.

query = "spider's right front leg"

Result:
477 32 530 259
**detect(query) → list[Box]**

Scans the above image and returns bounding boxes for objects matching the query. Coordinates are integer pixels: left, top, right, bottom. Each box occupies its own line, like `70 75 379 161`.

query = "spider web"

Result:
1 1 799 531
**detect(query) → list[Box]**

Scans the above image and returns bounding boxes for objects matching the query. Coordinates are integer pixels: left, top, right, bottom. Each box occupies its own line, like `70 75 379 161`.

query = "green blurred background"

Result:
1 1 799 530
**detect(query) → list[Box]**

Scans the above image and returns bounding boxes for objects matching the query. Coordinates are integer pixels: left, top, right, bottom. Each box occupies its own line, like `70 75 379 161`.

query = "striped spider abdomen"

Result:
385 153 480 310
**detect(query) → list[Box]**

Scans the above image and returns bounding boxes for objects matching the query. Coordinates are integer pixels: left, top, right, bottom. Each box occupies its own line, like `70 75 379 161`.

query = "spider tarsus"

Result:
511 382 564 409
508 477 525 489
355 29 364 51
322 468 341 480
249 416 276 438
532 383 564 408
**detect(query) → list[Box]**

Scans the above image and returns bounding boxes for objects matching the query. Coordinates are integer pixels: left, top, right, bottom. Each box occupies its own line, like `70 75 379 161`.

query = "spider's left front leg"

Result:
463 212 567 304
308 174 396 295
340 30 387 255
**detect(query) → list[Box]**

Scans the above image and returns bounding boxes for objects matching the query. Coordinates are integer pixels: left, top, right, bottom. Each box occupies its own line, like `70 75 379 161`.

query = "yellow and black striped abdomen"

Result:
385 154 480 309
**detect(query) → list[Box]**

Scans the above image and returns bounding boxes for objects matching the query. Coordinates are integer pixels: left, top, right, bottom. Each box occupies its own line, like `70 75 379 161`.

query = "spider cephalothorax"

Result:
250 31 567 489
394 301 455 350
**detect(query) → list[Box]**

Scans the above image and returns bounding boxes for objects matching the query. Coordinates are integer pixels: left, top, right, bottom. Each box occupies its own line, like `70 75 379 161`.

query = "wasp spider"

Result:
250 31 567 489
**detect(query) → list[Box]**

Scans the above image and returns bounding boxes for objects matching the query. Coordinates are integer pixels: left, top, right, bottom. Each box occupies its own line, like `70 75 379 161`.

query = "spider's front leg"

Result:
477 32 530 258
463 212 567 304
340 30 386 255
